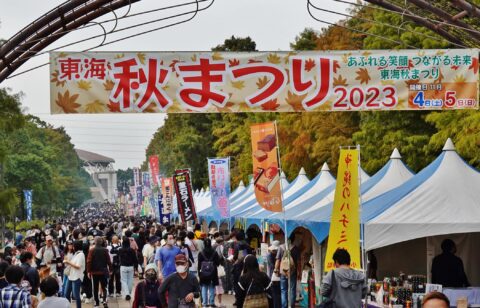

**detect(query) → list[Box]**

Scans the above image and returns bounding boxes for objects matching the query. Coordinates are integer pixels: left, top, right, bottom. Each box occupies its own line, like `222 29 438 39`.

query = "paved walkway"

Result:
70 280 236 307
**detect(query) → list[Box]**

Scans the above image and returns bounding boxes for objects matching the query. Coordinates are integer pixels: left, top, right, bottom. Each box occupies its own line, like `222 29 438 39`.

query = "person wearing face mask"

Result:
177 233 194 269
155 233 181 279
159 254 200 308
131 264 163 308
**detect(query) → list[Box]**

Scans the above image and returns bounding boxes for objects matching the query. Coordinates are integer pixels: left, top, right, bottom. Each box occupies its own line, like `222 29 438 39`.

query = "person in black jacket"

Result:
86 237 112 308
236 254 272 308
19 251 39 295
198 238 221 307
118 236 138 301
431 239 470 287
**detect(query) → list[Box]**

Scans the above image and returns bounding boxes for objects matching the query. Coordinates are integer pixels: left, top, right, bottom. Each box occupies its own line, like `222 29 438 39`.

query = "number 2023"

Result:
333 86 398 109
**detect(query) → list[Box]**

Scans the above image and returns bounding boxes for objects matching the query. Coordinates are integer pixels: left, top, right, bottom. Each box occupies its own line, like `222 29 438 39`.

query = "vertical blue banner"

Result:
208 158 231 220
24 190 32 222
158 193 171 225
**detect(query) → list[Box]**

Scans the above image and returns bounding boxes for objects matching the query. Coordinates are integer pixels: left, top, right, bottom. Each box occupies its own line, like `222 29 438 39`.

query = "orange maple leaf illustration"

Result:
469 57 478 74
451 65 460 70
256 76 269 89
305 59 316 72
355 68 371 85
261 99 280 111
107 100 121 113
56 90 80 113
229 59 240 67
333 75 348 87
215 101 235 113
285 91 307 111
169 60 183 77
50 70 66 87
103 80 115 91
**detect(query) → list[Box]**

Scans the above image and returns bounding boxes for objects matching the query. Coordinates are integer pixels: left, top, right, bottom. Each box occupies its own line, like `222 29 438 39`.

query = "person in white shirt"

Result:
63 241 85 308
35 235 61 274
143 236 158 267
38 276 70 308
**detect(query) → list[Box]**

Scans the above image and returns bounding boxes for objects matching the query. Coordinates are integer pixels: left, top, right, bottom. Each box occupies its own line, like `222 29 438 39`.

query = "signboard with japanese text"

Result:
324 149 361 272
50 50 478 113
158 193 170 225
133 167 141 187
136 186 143 206
251 122 283 212
173 169 197 223
24 190 32 222
161 177 173 223
149 155 160 187
208 158 231 219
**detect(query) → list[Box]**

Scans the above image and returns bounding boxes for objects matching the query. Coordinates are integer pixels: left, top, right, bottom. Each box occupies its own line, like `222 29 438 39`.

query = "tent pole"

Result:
274 120 291 308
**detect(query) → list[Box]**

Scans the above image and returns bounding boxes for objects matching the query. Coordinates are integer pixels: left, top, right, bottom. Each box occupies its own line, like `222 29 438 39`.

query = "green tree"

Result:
117 168 134 193
290 28 319 51
212 35 257 52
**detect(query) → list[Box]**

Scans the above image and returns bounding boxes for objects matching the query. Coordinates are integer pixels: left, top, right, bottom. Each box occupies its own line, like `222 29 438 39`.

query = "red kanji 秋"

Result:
58 58 82 80
230 63 287 107
109 58 172 112
175 56 228 111
290 57 333 110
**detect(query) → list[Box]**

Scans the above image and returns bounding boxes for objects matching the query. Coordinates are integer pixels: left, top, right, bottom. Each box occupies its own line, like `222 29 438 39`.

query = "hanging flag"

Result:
136 186 143 207
133 167 141 187
149 155 160 187
173 169 197 223
24 190 33 222
208 158 231 219
250 122 283 212
161 177 173 225
324 148 361 272
142 172 151 189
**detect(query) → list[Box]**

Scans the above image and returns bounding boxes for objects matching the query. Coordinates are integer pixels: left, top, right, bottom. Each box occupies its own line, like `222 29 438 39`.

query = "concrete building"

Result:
75 149 117 202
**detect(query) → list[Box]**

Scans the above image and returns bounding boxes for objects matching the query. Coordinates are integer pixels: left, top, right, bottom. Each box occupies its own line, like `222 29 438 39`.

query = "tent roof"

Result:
365 139 480 250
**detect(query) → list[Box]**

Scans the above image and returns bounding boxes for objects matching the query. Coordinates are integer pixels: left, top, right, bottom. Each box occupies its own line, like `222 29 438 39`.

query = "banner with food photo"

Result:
250 122 283 212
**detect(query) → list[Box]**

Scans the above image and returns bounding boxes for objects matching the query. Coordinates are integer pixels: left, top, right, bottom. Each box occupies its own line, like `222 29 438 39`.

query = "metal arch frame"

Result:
0 0 139 83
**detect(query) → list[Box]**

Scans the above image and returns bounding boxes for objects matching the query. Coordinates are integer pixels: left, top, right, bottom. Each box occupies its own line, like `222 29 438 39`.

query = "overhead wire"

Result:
7 0 211 79
306 0 419 49
328 0 480 37
309 1 467 48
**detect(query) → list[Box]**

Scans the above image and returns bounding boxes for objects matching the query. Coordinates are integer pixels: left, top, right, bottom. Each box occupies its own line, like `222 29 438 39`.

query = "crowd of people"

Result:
0 202 458 308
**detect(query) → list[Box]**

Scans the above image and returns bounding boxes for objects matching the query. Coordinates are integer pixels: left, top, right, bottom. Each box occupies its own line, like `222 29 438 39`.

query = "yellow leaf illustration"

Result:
283 51 298 64
285 91 307 111
361 51 372 57
114 53 125 59
341 53 352 64
267 53 281 64
50 70 66 87
84 100 105 113
103 80 115 91
453 74 466 83
77 80 92 91
231 80 245 90
137 52 146 65
256 76 269 89
212 52 223 60
191 54 197 62
333 75 348 87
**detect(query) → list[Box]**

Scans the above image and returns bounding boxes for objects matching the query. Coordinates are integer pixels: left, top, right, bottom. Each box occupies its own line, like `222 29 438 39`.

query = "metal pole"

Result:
274 120 292 308
357 144 369 307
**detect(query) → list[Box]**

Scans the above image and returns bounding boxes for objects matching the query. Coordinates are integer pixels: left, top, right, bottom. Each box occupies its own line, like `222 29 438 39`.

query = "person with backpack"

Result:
131 264 163 308
86 237 112 308
107 235 121 298
35 235 62 274
19 252 39 296
118 236 138 301
274 236 301 308
198 238 221 308
321 248 367 308
236 254 272 308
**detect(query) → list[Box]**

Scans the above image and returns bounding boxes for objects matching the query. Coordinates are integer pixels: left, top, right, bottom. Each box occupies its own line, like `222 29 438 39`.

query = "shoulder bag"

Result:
243 278 269 308
317 270 337 308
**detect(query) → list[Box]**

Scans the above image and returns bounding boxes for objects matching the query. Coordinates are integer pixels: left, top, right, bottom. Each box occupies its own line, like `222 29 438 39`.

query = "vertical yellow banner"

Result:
250 122 283 212
324 149 361 271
